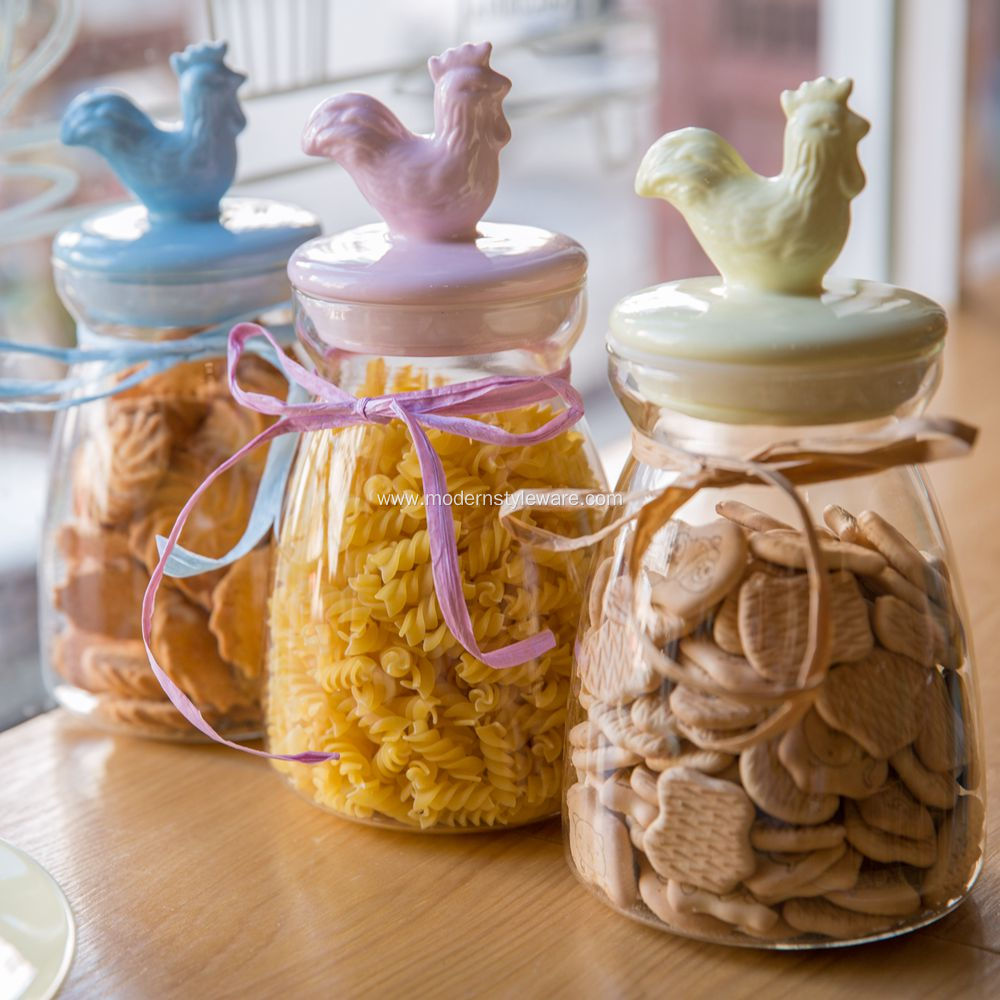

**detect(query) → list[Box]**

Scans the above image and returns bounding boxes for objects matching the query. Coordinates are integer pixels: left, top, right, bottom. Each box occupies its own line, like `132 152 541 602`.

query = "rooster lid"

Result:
610 77 947 426
287 42 586 356
52 41 320 328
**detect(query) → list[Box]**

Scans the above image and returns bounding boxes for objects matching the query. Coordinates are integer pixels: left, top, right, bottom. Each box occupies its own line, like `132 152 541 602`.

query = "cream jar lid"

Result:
610 76 947 425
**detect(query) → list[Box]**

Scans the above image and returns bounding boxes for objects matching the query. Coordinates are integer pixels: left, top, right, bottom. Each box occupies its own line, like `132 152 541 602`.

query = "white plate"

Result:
0 841 75 1000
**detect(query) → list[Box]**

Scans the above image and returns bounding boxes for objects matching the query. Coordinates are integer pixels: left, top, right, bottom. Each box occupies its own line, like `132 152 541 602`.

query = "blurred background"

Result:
0 0 995 729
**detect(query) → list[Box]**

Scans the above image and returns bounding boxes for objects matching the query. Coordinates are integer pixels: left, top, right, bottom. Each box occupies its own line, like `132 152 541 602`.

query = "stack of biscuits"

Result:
50 354 283 739
566 500 983 943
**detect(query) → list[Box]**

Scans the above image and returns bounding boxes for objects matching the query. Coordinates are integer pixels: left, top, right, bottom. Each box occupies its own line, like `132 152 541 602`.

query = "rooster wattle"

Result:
636 77 870 295
61 41 246 221
302 41 512 242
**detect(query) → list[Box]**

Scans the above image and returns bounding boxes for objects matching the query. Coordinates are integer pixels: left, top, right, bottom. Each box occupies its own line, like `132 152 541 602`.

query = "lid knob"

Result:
302 41 512 242
635 76 870 295
61 40 247 223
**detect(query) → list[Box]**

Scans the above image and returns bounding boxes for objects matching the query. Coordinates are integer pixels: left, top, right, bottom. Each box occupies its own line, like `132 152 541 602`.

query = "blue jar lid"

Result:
51 41 320 328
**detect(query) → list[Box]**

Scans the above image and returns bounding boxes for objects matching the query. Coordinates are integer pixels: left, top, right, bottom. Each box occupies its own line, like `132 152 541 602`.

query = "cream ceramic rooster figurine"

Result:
636 77 870 294
302 41 511 241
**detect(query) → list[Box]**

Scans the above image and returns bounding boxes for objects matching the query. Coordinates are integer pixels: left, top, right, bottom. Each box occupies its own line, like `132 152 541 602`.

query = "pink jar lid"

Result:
288 41 587 356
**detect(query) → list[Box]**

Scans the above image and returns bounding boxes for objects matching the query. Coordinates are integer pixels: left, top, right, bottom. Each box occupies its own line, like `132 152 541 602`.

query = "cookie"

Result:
822 504 870 548
54 556 147 641
666 880 779 935
739 738 839 825
638 863 730 936
872 595 934 667
567 783 638 909
208 548 271 679
577 620 661 704
669 684 770 732
645 746 735 775
629 764 659 804
151 588 256 714
857 782 934 840
739 570 872 685
56 522 132 563
795 846 863 898
749 530 886 576
571 746 642 773
630 693 678 741
782 897 898 939
778 720 887 799
568 719 603 749
647 518 748 621
679 637 790 702
715 500 790 534
712 591 744 655
843 800 936 867
915 669 967 773
801 708 859 767
675 719 760 753
856 510 934 590
642 767 755 893
864 565 930 614
826 867 921 916
750 819 846 852
591 701 678 759
91 695 258 737
922 794 985 907
744 843 846 904
815 649 930 758
890 746 959 809
599 771 658 828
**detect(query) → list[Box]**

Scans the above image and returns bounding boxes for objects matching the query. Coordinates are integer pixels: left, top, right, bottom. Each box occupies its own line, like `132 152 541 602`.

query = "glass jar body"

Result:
266 339 606 831
39 310 289 741
563 356 985 946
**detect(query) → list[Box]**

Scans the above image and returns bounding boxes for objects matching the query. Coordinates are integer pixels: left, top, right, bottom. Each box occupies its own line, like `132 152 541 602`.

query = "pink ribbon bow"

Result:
141 322 584 762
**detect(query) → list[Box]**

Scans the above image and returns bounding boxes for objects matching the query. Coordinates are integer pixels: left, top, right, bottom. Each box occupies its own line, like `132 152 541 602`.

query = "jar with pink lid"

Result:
265 42 605 831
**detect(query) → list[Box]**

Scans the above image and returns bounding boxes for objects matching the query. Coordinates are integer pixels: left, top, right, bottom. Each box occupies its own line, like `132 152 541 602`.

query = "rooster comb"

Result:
780 76 854 115
170 41 244 81
428 41 505 85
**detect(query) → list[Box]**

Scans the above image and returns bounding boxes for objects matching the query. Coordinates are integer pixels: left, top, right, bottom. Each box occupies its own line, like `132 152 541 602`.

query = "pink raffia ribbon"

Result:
141 322 584 762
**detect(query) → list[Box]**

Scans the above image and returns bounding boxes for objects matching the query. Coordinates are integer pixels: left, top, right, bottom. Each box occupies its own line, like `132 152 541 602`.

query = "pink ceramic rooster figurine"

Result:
302 41 511 241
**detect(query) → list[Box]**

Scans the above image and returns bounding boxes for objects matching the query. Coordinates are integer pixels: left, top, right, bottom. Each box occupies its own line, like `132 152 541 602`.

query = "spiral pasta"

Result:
267 362 599 829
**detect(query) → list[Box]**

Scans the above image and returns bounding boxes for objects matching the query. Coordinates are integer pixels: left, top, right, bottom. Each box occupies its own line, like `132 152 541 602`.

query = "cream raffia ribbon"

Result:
499 416 978 753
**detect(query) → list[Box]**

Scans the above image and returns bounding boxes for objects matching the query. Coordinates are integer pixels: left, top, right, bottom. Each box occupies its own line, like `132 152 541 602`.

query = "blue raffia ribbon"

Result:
0 307 295 412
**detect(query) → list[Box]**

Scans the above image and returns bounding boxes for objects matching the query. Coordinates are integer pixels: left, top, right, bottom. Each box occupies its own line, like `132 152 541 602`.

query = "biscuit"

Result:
843 800 936 867
56 523 132 564
815 649 930 758
712 591 744 655
739 738 839 825
793 846 863 898
571 746 642 773
577 620 661 704
91 695 259 738
922 794 985 907
590 701 678 759
669 684 770 732
782 897 898 939
915 669 967 773
826 866 921 916
739 570 872 685
744 843 846 903
630 693 678 740
52 628 161 700
801 708 859 767
715 500 791 534
638 862 730 936
675 719 759 753
749 530 886 576
857 510 950 605
647 518 748 621
778 719 887 799
54 555 147 641
749 819 846 852
679 637 791 702
822 504 871 548
568 719 603 749
666 880 779 935
872 595 934 667
566 783 639 909
629 764 660 804
891 746 959 809
642 767 755 893
644 746 735 775
208 548 270 679
599 772 659 828
857 781 934 840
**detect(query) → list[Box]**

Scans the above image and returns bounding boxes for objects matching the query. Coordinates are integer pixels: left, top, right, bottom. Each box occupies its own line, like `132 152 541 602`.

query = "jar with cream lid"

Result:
563 77 984 946
266 42 604 830
40 42 320 740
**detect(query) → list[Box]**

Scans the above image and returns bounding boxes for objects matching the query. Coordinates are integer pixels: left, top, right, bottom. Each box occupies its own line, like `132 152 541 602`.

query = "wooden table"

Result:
3 308 1000 999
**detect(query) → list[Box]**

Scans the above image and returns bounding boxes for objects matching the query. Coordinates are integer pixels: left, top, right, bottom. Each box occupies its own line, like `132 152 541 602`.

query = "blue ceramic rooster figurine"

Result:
61 41 246 221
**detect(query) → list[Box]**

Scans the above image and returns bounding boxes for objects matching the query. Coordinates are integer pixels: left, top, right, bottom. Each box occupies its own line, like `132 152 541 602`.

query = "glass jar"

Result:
267 277 605 832
39 43 321 740
563 78 985 945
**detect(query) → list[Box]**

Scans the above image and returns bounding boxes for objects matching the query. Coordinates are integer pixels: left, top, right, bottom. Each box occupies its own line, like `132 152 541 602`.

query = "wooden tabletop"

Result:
3 307 1000 999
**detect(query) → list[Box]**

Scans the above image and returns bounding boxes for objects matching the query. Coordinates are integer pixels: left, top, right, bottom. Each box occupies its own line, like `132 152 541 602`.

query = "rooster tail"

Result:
60 90 158 150
635 127 753 207
302 93 412 164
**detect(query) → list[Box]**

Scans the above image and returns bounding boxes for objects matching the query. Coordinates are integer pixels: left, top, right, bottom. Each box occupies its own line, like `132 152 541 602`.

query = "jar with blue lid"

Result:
39 42 320 740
